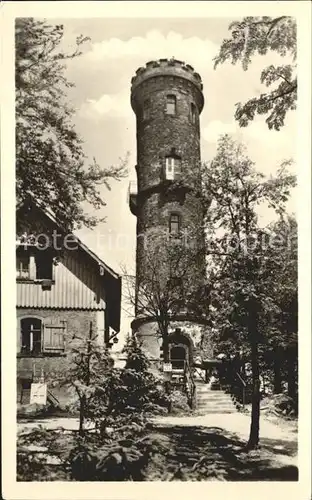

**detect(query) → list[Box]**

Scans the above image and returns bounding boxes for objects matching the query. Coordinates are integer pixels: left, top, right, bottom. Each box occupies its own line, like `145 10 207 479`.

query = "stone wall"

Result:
16 308 99 406
131 59 209 362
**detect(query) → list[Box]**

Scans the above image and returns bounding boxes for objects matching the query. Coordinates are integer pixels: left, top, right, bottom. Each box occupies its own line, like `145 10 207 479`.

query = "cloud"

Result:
84 29 218 69
79 89 131 119
78 29 219 121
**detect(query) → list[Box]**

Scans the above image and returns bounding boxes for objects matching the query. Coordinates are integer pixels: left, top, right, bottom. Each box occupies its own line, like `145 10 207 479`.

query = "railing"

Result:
193 366 207 383
47 390 60 408
219 365 249 410
164 358 196 409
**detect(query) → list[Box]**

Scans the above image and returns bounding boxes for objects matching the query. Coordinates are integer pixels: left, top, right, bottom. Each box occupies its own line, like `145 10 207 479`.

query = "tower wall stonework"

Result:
130 59 210 361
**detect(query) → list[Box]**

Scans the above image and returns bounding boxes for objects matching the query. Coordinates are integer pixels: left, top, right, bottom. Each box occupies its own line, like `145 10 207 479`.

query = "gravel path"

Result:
152 412 297 442
18 411 297 443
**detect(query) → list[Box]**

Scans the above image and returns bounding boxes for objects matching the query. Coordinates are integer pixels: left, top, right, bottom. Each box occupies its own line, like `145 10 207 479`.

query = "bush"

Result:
68 431 168 481
261 393 298 417
67 334 169 480
17 403 54 419
17 335 170 482
168 390 191 415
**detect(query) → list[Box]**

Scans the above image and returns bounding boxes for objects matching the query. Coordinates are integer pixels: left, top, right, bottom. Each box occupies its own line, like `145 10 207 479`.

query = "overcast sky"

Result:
51 17 296 344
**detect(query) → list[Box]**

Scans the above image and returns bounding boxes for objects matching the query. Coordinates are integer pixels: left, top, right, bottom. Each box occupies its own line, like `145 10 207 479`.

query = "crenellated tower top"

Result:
131 58 204 113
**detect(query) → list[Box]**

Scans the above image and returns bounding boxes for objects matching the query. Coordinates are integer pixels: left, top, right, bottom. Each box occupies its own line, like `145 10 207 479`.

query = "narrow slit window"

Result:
190 103 196 124
143 99 150 120
166 95 176 115
169 214 180 236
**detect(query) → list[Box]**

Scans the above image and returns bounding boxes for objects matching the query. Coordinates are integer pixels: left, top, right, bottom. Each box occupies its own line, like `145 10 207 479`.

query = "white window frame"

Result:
16 253 30 280
165 157 176 180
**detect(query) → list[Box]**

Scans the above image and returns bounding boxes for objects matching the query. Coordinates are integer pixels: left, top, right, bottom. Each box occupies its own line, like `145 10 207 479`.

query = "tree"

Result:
21 331 168 481
202 135 296 448
67 334 168 481
52 321 114 436
214 16 297 130
262 215 298 401
124 226 208 364
16 18 127 230
112 334 168 418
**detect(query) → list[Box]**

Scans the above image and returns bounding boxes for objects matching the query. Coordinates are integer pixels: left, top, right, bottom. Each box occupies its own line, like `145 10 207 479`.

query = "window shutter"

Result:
43 319 66 352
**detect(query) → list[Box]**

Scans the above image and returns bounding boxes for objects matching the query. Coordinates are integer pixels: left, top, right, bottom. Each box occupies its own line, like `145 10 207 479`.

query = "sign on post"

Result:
30 382 47 405
163 362 172 372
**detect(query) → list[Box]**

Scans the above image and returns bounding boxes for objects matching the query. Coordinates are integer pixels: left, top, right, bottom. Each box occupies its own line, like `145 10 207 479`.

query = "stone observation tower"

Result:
128 58 212 371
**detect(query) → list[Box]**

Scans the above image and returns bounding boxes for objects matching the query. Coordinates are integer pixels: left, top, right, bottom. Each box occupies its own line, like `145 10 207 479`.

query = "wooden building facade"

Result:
16 199 121 406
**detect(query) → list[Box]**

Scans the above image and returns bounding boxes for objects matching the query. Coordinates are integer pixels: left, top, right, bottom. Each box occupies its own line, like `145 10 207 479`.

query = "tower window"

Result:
165 157 175 180
165 156 181 180
169 213 181 236
143 99 150 120
166 95 176 115
190 103 196 124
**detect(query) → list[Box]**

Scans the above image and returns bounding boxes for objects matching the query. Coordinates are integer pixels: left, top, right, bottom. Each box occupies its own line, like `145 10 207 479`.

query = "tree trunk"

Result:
241 361 247 379
273 346 283 394
247 337 261 450
79 396 85 436
286 345 297 401
161 326 172 412
162 330 170 363
79 322 93 436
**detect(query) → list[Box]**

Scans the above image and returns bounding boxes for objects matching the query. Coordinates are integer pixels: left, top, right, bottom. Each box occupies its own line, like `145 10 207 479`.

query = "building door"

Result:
170 345 187 369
